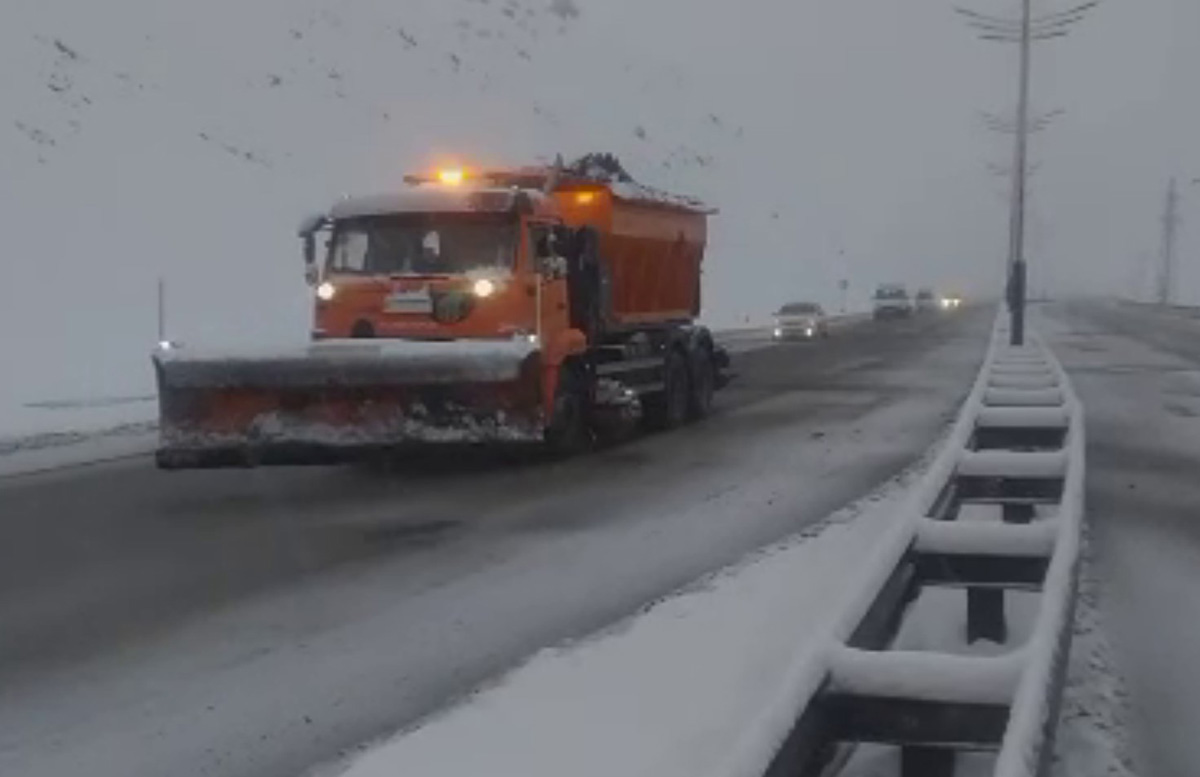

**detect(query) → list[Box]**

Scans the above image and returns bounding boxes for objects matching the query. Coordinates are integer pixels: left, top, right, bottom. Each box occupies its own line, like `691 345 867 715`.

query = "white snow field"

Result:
0 393 157 476
1035 303 1196 777
1 0 1002 422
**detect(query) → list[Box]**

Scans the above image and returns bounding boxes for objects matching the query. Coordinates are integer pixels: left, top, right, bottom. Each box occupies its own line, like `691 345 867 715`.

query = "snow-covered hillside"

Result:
0 0 1004 412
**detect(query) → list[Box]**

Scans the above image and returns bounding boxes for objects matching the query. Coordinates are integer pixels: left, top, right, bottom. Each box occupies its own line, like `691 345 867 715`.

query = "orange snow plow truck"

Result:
152 154 729 469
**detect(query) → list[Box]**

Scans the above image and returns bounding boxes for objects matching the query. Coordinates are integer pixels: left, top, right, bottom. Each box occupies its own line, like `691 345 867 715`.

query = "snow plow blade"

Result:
152 339 545 470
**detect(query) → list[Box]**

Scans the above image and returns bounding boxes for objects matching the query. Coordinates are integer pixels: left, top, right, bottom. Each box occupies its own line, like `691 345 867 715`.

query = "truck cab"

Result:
304 187 574 343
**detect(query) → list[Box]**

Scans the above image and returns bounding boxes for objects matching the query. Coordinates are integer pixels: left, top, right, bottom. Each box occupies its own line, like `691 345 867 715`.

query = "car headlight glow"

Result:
473 278 497 298
316 281 336 301
804 326 814 337
773 327 783 338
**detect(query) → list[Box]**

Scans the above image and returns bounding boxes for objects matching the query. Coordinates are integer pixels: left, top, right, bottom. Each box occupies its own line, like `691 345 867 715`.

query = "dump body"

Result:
153 159 723 469
551 184 707 330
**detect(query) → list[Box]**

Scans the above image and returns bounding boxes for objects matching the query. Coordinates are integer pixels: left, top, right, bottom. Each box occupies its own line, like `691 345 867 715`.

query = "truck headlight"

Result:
473 278 497 298
316 281 336 301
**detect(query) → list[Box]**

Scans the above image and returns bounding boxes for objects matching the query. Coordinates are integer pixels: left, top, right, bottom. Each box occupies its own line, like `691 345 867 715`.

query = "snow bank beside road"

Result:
331 462 934 777
0 395 157 476
1 394 154 441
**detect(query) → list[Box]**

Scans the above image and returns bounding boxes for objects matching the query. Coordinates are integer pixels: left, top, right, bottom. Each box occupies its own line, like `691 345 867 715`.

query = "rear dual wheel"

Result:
646 346 714 429
643 349 686 430
687 346 715 420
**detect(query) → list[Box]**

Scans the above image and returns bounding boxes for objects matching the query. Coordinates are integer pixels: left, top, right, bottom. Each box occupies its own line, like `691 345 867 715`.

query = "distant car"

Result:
773 302 829 340
915 288 938 313
873 284 913 320
940 293 963 311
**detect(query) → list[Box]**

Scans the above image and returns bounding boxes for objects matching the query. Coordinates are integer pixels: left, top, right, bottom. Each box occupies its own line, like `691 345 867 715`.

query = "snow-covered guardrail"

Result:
737 320 1083 777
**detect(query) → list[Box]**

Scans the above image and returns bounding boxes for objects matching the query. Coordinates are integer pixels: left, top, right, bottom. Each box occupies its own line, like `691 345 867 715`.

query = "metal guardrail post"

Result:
968 588 1008 644
902 747 955 777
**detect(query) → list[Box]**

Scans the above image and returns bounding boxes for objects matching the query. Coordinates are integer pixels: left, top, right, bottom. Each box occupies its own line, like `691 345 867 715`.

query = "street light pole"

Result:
958 1 1097 345
1006 0 1033 346
157 276 167 344
1157 177 1179 306
838 249 849 314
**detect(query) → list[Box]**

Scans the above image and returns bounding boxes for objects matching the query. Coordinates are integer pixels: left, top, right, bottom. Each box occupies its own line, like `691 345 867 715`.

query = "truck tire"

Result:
687 346 714 420
645 348 690 430
545 366 590 455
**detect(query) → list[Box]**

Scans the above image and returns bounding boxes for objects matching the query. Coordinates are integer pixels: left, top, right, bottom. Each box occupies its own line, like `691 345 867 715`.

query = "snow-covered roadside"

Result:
0 424 157 478
1052 528 1136 777
1034 303 1200 777
1 393 154 442
327 452 937 777
0 396 158 477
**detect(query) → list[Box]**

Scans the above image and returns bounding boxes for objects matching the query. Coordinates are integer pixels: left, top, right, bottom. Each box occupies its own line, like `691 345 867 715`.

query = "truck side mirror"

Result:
303 235 318 286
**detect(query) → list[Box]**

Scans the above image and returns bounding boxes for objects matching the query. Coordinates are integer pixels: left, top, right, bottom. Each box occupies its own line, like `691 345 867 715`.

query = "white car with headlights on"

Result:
773 302 829 341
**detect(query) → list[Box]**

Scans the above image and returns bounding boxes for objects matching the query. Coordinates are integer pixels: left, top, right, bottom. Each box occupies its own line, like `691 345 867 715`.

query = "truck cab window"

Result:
328 216 516 276
529 225 566 277
331 231 369 273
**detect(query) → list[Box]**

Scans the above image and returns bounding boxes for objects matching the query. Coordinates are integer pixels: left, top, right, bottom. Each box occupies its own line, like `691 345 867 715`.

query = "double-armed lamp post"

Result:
958 0 1099 345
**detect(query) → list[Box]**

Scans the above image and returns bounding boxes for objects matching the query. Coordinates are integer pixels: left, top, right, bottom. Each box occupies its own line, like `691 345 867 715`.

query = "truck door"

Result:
563 226 602 339
527 222 570 341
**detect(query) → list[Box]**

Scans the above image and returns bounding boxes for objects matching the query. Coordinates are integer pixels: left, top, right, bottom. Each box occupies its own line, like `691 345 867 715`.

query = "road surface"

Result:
0 308 991 777
1039 301 1200 777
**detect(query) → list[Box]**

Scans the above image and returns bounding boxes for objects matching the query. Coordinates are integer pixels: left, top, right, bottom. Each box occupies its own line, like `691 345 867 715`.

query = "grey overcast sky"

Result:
1 0 1197 403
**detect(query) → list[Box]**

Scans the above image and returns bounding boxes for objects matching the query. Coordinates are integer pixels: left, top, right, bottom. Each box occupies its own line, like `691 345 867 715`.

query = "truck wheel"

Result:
687 346 714 420
645 348 690 430
545 366 590 455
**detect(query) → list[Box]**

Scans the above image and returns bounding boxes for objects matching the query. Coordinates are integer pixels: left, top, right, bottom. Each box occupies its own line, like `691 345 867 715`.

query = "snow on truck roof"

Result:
325 181 712 220
316 158 714 226
484 164 714 213
608 180 715 213
327 187 546 221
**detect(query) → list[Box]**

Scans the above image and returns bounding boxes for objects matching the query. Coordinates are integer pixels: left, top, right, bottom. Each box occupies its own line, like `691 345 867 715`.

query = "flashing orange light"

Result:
575 190 596 205
438 167 465 186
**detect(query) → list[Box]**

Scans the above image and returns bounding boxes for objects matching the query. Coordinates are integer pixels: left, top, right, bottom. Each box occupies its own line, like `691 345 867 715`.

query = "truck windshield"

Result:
327 214 517 276
876 287 908 300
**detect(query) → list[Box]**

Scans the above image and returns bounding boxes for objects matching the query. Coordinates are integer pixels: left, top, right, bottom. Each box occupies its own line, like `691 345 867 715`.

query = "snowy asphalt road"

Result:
0 308 990 777
1040 301 1200 777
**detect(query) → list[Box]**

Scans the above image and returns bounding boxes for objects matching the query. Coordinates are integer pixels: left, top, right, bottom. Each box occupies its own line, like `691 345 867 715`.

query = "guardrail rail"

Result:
751 321 1084 777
